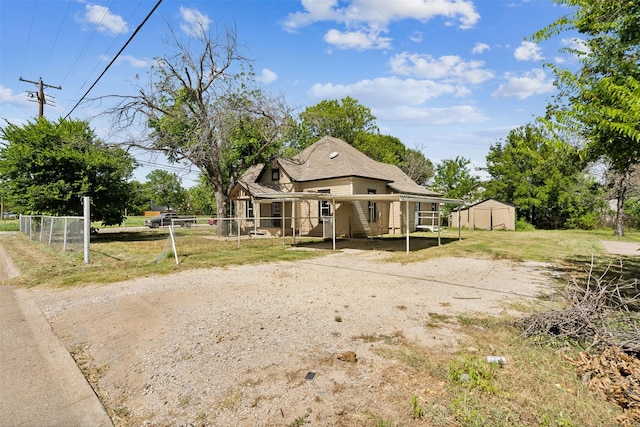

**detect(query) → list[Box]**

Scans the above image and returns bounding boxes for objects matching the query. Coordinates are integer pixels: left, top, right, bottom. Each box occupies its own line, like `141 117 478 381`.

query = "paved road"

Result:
0 235 112 426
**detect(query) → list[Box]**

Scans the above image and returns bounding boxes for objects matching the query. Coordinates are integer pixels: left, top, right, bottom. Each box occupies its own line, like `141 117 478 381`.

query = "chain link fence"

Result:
19 215 85 252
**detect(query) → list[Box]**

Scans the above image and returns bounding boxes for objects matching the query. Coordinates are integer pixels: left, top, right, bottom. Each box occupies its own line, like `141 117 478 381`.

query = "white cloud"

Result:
308 77 487 125
389 52 494 84
179 7 211 37
560 37 590 56
0 85 32 108
283 0 480 50
376 105 488 126
76 4 128 36
256 68 278 83
100 54 152 68
492 69 554 99
324 28 391 50
514 41 543 61
472 42 490 54
309 76 462 107
409 31 423 43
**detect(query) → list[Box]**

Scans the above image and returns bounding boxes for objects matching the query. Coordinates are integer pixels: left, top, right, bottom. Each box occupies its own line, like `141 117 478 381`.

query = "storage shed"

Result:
450 199 516 230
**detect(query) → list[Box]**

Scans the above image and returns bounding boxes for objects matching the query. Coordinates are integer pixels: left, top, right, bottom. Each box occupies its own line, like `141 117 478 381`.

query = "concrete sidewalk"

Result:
0 285 112 426
600 240 640 256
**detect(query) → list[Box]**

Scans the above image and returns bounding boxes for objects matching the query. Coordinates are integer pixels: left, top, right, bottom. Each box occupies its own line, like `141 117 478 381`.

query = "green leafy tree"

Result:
485 124 604 229
108 25 290 234
145 170 186 212
433 156 481 203
0 117 135 225
125 180 151 216
292 96 379 149
351 133 405 164
433 156 481 223
185 174 217 215
533 0 640 235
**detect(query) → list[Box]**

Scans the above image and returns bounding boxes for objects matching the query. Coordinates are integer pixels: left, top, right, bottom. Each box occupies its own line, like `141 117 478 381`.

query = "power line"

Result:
63 0 163 120
45 0 72 64
20 0 37 74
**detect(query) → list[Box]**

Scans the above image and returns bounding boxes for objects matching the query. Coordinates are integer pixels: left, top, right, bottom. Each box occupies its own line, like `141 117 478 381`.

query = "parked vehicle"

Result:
144 212 196 228
2 212 18 219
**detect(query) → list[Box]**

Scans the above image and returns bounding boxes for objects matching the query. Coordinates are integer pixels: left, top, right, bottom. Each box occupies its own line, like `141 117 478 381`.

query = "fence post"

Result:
48 217 55 245
83 196 90 264
63 217 68 251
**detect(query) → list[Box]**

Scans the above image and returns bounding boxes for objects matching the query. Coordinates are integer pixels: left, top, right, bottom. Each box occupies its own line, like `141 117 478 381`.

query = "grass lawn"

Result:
4 226 640 288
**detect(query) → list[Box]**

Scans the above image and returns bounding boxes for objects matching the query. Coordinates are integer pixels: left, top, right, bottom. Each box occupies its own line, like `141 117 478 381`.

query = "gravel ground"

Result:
26 249 553 426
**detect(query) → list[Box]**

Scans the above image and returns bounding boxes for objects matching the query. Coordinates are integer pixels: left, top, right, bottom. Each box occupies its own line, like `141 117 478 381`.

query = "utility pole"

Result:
19 77 61 118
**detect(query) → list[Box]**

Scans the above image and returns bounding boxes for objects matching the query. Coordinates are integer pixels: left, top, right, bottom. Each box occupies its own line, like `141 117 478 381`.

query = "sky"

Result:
0 0 582 187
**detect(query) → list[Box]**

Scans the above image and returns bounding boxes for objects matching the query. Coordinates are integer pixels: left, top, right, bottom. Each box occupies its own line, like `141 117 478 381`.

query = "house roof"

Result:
250 136 440 197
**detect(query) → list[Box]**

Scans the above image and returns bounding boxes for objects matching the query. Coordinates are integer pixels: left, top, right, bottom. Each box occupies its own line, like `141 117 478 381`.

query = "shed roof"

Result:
452 198 516 212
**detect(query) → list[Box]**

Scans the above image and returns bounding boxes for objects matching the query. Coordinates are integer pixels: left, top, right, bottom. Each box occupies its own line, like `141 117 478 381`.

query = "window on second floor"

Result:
271 168 280 181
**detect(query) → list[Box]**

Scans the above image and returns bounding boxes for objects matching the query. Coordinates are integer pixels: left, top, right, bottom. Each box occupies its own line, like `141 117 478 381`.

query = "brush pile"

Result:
514 263 640 424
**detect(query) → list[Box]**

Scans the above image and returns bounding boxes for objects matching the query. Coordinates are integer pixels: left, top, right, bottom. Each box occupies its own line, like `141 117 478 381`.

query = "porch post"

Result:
458 205 462 241
437 203 441 246
332 199 336 251
405 200 410 253
281 199 285 245
253 198 258 235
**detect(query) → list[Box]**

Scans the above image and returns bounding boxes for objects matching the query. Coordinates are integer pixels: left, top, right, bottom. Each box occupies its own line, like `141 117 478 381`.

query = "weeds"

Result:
449 356 499 394
288 413 310 427
410 395 425 419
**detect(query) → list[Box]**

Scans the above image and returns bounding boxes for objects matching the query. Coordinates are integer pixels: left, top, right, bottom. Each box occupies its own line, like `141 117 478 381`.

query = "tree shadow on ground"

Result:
91 230 169 243
292 236 459 252
560 254 640 306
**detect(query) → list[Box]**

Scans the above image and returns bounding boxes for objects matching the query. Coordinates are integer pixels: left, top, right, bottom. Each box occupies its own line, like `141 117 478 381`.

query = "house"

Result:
230 136 462 243
449 198 516 230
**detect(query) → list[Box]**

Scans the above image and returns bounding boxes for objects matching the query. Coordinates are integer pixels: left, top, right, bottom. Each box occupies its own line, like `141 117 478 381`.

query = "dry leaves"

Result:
564 347 640 426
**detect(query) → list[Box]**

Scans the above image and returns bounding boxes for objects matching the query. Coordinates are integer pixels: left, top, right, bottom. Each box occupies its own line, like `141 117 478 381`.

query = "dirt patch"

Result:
28 250 554 426
0 233 21 281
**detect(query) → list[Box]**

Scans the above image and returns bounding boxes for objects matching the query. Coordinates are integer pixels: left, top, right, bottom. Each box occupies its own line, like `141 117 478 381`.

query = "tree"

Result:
533 0 640 235
291 97 379 150
0 118 135 225
484 124 604 229
400 147 435 185
125 180 150 216
433 156 480 203
185 174 217 216
145 170 186 211
292 97 434 182
109 25 291 234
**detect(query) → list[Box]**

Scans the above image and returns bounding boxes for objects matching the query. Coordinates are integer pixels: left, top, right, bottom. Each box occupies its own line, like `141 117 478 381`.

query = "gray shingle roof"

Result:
240 136 440 197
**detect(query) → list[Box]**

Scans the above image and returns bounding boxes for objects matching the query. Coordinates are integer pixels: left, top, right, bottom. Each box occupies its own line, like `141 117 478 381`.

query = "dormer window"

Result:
271 168 280 181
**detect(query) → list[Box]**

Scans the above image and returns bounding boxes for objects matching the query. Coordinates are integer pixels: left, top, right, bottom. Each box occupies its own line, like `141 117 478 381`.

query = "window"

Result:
246 200 254 218
271 168 280 181
368 189 377 223
318 189 331 219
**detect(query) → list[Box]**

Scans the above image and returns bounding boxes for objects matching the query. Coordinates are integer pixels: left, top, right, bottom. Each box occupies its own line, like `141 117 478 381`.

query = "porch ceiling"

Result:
253 191 464 206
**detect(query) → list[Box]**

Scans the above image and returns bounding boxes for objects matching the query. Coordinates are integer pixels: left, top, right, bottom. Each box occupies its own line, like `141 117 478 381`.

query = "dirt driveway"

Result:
26 249 553 426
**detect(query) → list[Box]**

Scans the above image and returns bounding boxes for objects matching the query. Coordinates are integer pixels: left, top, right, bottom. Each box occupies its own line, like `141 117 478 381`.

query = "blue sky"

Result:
0 0 581 186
